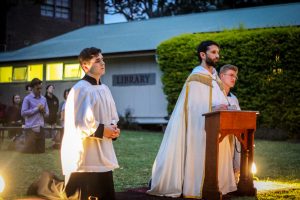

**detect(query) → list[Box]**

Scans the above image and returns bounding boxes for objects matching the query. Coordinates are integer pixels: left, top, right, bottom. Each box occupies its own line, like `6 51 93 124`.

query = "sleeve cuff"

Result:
93 124 104 138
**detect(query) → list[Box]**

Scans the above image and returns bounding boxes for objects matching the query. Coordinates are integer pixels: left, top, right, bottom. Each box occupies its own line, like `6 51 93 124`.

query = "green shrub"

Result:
157 26 300 139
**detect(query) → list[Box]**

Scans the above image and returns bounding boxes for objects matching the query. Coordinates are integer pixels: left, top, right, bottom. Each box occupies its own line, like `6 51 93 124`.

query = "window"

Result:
28 64 43 81
41 0 54 17
0 65 44 83
64 63 84 79
41 0 70 19
46 63 83 81
46 63 63 80
0 66 13 83
1 62 82 83
13 67 27 81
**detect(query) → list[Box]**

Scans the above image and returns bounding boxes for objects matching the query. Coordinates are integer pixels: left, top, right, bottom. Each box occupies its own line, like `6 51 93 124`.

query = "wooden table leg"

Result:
237 129 257 196
202 119 222 200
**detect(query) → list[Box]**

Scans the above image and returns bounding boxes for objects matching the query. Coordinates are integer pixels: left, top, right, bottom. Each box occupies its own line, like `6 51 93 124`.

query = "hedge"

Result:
157 26 300 138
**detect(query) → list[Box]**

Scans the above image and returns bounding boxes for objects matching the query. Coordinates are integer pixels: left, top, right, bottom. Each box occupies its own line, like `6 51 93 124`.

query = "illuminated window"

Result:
0 66 13 83
28 64 43 81
64 63 84 79
46 63 63 80
13 67 27 81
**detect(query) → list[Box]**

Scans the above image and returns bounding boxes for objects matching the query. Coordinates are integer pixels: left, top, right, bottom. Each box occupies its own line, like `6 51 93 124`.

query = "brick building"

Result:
0 0 104 51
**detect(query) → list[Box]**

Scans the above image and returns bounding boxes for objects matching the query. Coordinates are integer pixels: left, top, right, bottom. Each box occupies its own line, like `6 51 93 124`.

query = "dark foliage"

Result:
157 26 300 138
104 0 300 21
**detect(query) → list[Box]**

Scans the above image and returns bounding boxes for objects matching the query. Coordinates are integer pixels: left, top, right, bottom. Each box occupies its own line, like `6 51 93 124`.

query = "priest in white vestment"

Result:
147 41 237 198
61 47 120 200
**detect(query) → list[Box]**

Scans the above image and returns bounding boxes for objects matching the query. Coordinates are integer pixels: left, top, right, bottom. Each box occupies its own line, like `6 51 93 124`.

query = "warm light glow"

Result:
64 63 83 79
0 66 13 83
251 162 257 175
60 90 85 185
0 175 5 193
254 180 297 192
28 64 43 81
13 67 27 81
46 63 63 80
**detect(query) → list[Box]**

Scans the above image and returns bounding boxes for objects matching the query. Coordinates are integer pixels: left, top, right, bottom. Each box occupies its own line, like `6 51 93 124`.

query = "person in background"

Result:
45 84 59 145
25 84 32 95
59 88 70 127
0 101 7 125
6 94 23 138
52 88 70 149
45 84 59 126
21 78 49 153
219 64 241 183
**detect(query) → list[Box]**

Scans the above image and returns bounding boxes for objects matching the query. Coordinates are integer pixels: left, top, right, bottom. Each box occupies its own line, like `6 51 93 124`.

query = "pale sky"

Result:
104 14 127 24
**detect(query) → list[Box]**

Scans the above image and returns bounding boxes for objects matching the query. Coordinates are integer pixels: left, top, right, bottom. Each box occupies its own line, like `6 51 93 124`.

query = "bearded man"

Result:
147 40 237 198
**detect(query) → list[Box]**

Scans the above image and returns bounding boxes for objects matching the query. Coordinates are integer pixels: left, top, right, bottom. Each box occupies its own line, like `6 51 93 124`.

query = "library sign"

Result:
112 73 156 86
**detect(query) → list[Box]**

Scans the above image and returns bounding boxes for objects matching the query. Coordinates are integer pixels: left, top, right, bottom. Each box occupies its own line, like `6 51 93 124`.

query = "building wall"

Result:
5 0 99 51
103 55 168 124
0 54 169 124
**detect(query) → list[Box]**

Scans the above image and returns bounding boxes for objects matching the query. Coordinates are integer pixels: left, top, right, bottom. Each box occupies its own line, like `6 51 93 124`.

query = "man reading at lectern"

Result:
147 41 237 198
219 64 242 183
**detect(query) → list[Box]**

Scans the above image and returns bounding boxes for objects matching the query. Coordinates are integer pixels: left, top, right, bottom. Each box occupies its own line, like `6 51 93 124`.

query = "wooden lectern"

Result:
202 110 258 200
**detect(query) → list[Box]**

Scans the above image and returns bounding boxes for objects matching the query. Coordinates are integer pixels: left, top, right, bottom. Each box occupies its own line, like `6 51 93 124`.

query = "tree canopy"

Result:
105 0 300 21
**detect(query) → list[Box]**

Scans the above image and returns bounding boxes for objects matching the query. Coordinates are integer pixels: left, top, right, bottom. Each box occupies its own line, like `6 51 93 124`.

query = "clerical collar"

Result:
192 65 217 77
82 74 101 85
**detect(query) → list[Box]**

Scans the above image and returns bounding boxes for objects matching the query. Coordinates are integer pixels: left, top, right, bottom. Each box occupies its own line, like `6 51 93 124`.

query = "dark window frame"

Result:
41 0 71 20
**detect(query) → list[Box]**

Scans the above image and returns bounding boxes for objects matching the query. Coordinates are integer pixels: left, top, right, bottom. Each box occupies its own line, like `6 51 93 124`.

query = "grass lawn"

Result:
0 130 299 199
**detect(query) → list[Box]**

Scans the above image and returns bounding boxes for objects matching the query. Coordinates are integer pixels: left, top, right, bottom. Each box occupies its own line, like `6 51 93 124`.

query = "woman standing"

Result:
6 94 23 138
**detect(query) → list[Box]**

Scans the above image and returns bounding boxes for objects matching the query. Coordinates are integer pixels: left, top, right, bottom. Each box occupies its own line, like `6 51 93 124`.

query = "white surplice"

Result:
227 92 241 174
61 80 119 185
147 66 237 198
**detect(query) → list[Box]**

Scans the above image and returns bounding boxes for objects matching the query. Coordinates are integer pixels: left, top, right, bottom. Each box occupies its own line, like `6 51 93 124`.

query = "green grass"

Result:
254 140 300 183
113 130 163 191
0 130 299 199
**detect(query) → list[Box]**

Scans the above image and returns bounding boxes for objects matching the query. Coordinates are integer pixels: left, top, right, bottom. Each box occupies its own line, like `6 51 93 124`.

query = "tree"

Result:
104 0 233 21
105 0 156 21
105 0 298 22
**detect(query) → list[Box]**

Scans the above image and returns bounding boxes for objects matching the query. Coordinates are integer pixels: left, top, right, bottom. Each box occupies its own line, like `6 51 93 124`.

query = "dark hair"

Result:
12 94 20 104
45 84 55 96
63 88 71 100
78 47 102 65
25 84 31 91
46 84 54 91
197 40 220 62
30 78 42 88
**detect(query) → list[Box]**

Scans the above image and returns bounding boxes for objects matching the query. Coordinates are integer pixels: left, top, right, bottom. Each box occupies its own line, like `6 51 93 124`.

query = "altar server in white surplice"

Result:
61 47 120 200
147 41 237 199
219 64 242 184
